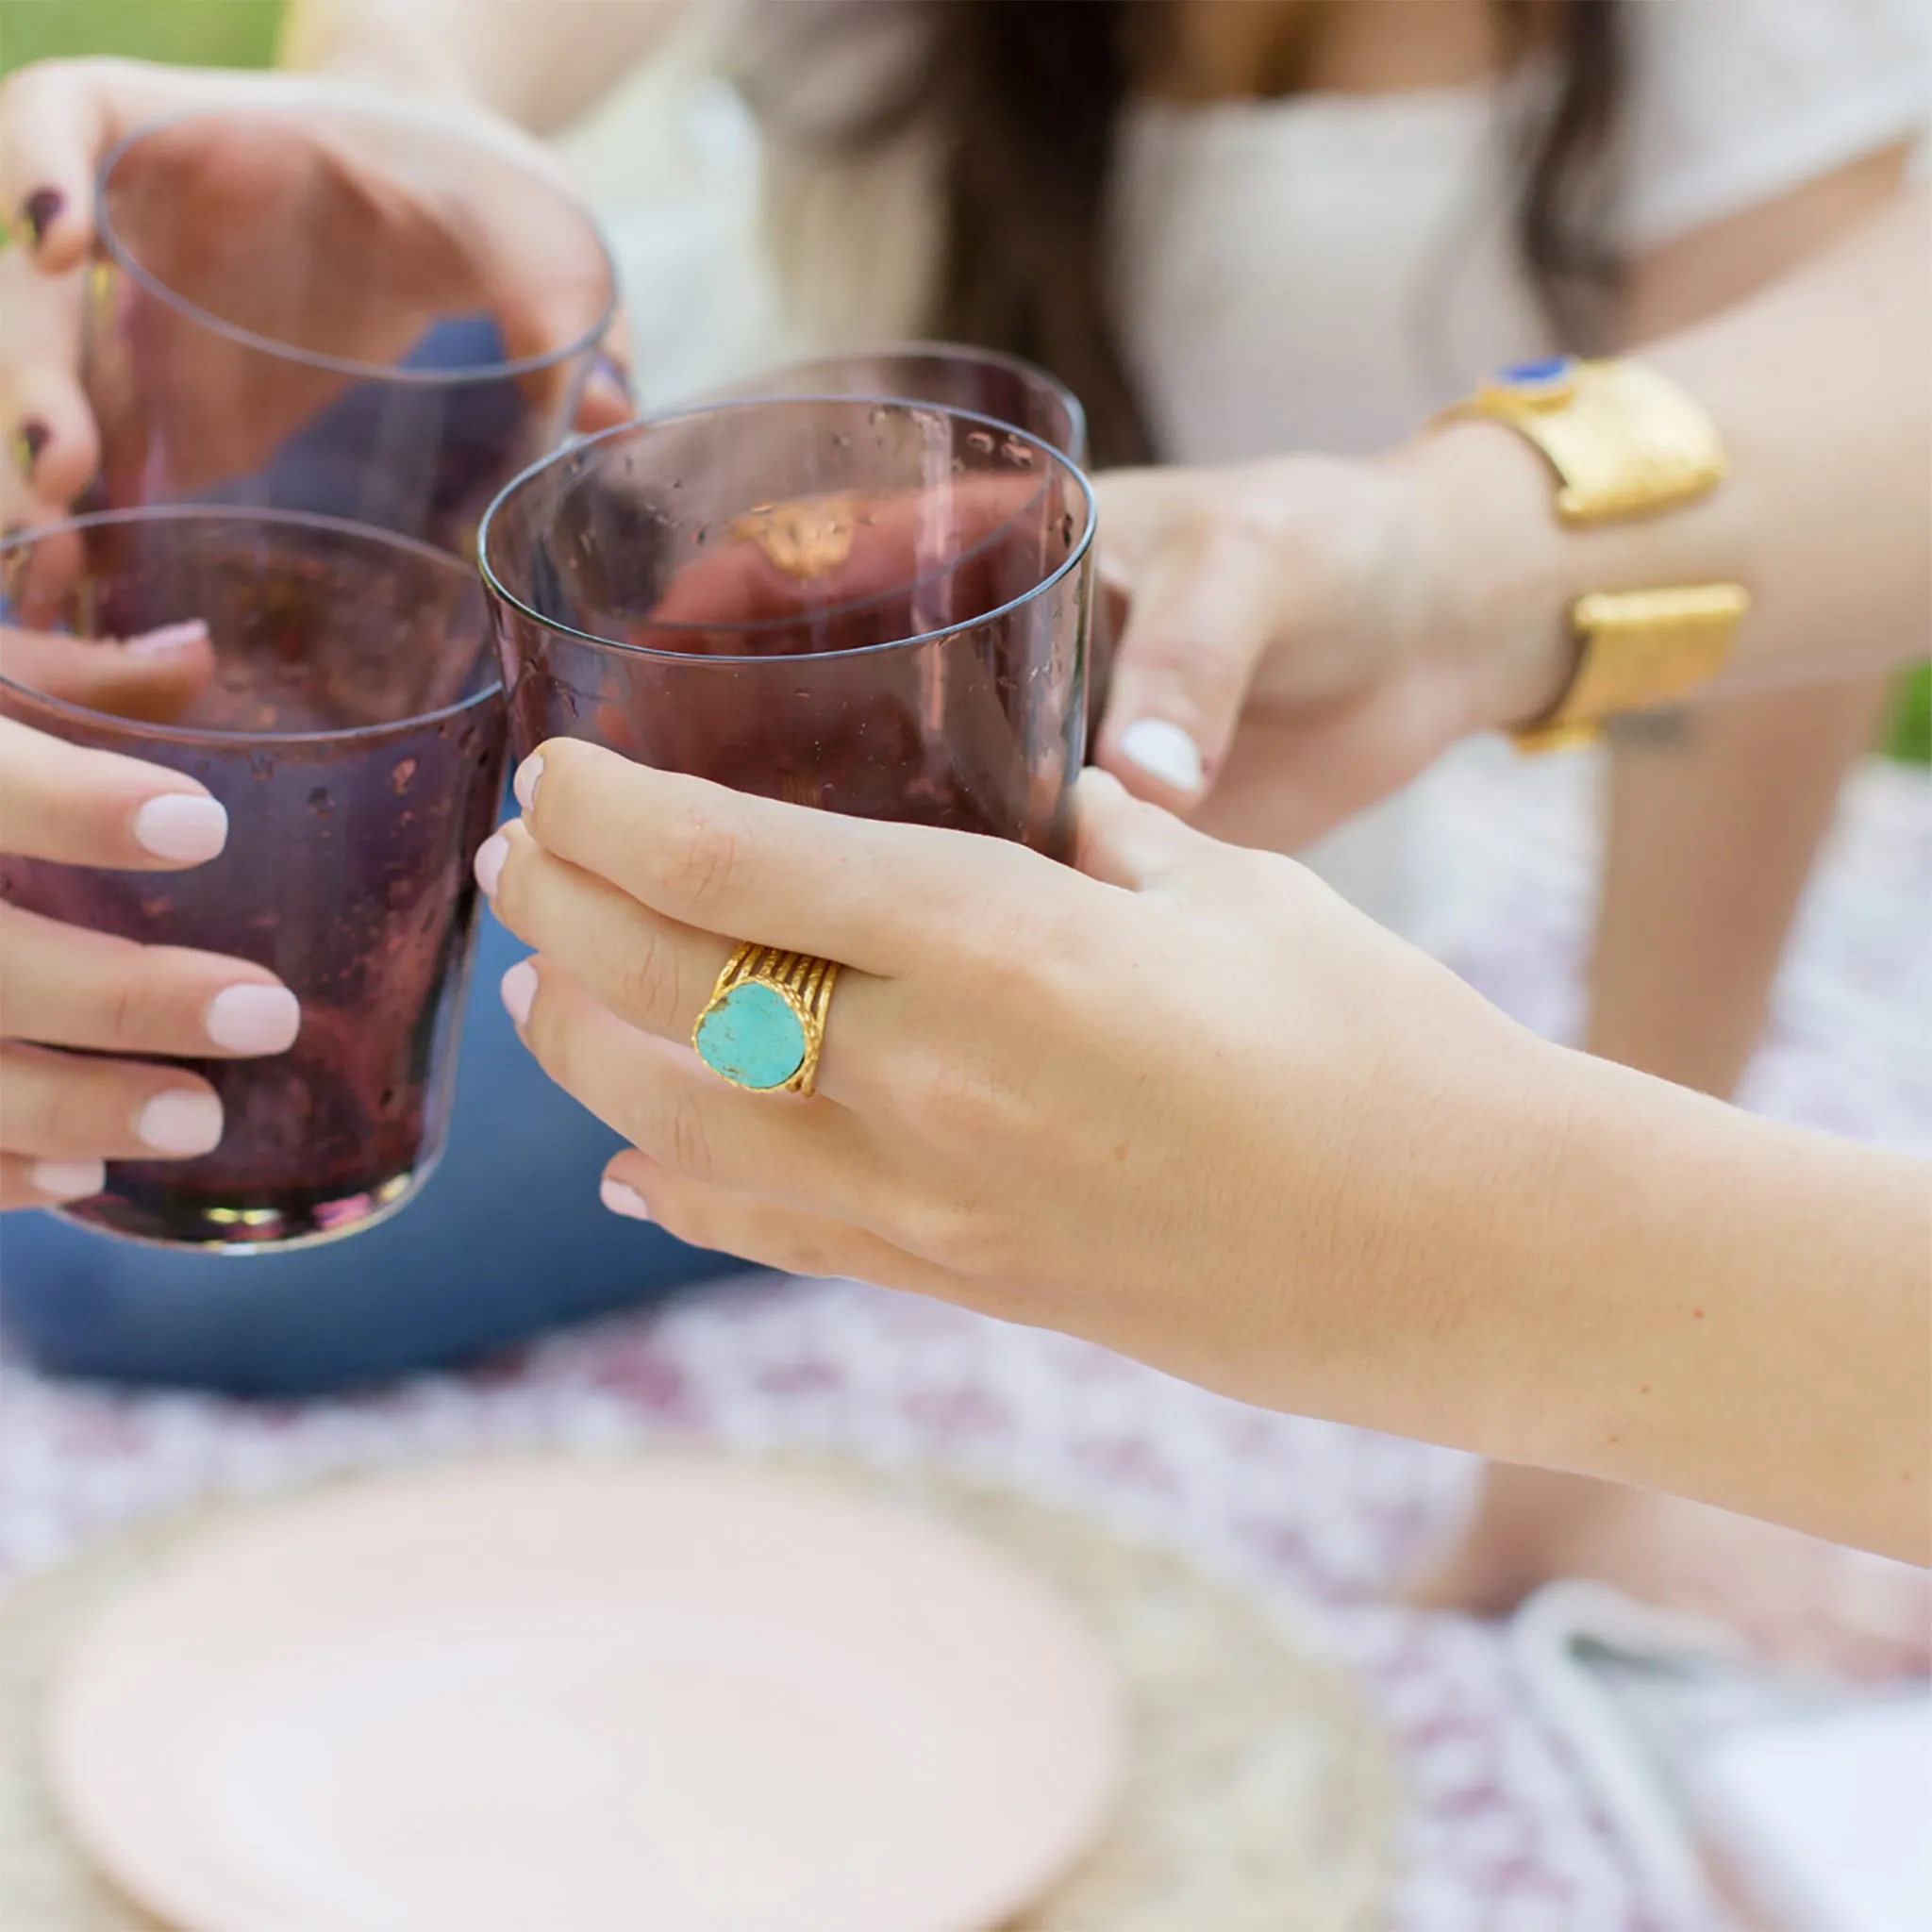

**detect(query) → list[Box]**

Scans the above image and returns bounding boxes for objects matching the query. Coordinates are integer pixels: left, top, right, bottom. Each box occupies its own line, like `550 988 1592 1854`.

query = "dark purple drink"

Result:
0 510 507 1249
481 398 1095 857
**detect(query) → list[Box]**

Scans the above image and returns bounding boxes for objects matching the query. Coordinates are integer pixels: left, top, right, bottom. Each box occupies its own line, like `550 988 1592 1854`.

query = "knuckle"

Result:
609 923 675 1032
892 1191 1005 1276
645 1083 715 1184
659 806 743 920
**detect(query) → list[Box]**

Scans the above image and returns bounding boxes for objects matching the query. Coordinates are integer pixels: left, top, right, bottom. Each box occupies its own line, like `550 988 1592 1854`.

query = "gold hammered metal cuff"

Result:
691 944 841 1095
1436 357 1748 751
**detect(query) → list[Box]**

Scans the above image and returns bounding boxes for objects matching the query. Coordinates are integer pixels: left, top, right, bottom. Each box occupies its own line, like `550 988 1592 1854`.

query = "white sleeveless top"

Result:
557 0 1929 926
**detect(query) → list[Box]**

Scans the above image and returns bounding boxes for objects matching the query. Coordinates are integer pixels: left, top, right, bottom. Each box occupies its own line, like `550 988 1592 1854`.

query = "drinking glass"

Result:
81 104 617 555
480 398 1094 855
706 342 1088 464
0 509 508 1249
705 344 1118 718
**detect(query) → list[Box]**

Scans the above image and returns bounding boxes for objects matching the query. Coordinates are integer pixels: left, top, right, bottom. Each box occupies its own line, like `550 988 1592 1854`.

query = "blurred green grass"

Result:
3 2 1927 764
0 1 283 75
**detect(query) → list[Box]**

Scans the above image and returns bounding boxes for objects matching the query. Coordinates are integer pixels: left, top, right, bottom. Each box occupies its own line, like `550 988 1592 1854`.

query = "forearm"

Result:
280 0 687 131
1441 1044 1931 1559
1406 190 1931 732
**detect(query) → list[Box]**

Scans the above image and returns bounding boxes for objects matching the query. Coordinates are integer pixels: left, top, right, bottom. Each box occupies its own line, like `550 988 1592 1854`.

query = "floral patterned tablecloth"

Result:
3 745 1926 1932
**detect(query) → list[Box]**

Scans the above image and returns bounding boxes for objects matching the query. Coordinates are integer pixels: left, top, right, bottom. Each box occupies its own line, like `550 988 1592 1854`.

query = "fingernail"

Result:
124 620 210 658
22 188 63 251
15 419 48 479
30 1157 104 1202
600 1175 652 1221
135 1090 225 1157
1117 718 1205 794
501 958 538 1028
474 832 508 898
513 755 544 812
204 983 301 1055
131 793 228 863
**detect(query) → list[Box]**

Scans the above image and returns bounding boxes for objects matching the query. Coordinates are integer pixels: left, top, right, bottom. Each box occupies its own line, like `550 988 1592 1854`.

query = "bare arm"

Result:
1428 185 1932 724
279 0 689 132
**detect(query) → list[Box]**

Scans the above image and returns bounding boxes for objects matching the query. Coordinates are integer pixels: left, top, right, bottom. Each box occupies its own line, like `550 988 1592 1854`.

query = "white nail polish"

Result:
513 756 544 812
124 620 210 658
30 1158 105 1201
501 958 538 1029
600 1176 652 1221
474 833 508 898
1117 718 1205 794
205 984 301 1055
136 1090 225 1157
131 793 228 863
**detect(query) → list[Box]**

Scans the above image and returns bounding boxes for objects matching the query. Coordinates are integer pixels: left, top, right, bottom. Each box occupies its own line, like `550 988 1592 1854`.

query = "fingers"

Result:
1091 491 1282 811
599 1151 969 1300
0 59 134 271
3 340 96 513
0 1152 106 1210
0 713 228 870
0 1041 224 1161
1 902 298 1058
480 818 735 1049
503 953 891 1220
0 620 214 723
516 739 1046 976
1068 767 1207 892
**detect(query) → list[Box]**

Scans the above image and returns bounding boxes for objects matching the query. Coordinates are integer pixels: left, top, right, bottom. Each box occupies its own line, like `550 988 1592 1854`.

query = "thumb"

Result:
0 620 214 724
1093 515 1279 811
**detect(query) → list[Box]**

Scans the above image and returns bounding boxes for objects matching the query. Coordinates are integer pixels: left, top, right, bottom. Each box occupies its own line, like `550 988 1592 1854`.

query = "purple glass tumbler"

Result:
479 397 1095 855
0 509 508 1248
704 342 1088 464
81 103 617 554
703 344 1118 719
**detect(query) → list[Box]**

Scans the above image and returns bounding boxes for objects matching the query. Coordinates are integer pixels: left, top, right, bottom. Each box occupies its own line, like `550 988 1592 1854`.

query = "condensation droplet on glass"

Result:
307 786 333 817
1003 440 1035 467
391 757 418 794
966 429 994 455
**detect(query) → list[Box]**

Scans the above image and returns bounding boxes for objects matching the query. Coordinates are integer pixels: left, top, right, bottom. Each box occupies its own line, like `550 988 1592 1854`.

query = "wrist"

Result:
1384 420 1578 735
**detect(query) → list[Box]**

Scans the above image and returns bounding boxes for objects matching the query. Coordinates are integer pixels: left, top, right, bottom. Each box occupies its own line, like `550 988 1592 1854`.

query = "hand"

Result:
1091 425 1575 851
0 623 300 1209
475 740 1571 1437
0 57 629 522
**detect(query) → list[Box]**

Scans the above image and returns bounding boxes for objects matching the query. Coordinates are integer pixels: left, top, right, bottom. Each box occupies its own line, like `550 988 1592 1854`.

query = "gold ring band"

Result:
691 942 841 1095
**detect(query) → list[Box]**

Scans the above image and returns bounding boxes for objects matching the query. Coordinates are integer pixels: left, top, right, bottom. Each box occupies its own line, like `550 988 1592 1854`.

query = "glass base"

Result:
54 1156 441 1255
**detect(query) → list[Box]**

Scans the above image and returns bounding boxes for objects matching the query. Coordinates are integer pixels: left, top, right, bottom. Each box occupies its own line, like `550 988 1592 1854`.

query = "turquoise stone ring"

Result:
692 943 841 1095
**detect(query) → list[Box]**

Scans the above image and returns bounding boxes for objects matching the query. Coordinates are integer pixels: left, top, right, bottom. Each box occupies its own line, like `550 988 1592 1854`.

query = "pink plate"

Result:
46 1456 1124 1932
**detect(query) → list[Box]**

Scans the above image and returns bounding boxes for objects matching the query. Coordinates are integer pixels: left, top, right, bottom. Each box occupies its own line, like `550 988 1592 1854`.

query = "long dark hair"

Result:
848 0 1625 466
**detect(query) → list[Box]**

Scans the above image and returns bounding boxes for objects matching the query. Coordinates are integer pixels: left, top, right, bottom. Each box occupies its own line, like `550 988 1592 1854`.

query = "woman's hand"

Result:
0 625 301 1210
1091 426 1575 850
475 738 1570 1436
0 56 628 522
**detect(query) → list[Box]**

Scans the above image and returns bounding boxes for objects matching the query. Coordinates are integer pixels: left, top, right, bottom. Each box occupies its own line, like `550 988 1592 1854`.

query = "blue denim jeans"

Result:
1 315 748 1393
0 913 748 1394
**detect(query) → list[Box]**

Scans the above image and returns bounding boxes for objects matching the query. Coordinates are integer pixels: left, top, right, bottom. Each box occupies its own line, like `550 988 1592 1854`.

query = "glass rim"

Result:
476 396 1099 667
0 505 504 748
698 339 1089 458
94 101 620 388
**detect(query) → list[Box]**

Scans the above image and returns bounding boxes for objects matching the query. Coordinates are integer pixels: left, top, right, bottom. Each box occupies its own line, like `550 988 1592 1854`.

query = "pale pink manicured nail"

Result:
136 1090 224 1156
474 832 508 898
204 984 300 1055
30 1158 105 1201
131 793 228 863
600 1176 652 1221
124 620 209 658
501 958 538 1028
513 755 543 812
1117 718 1205 794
